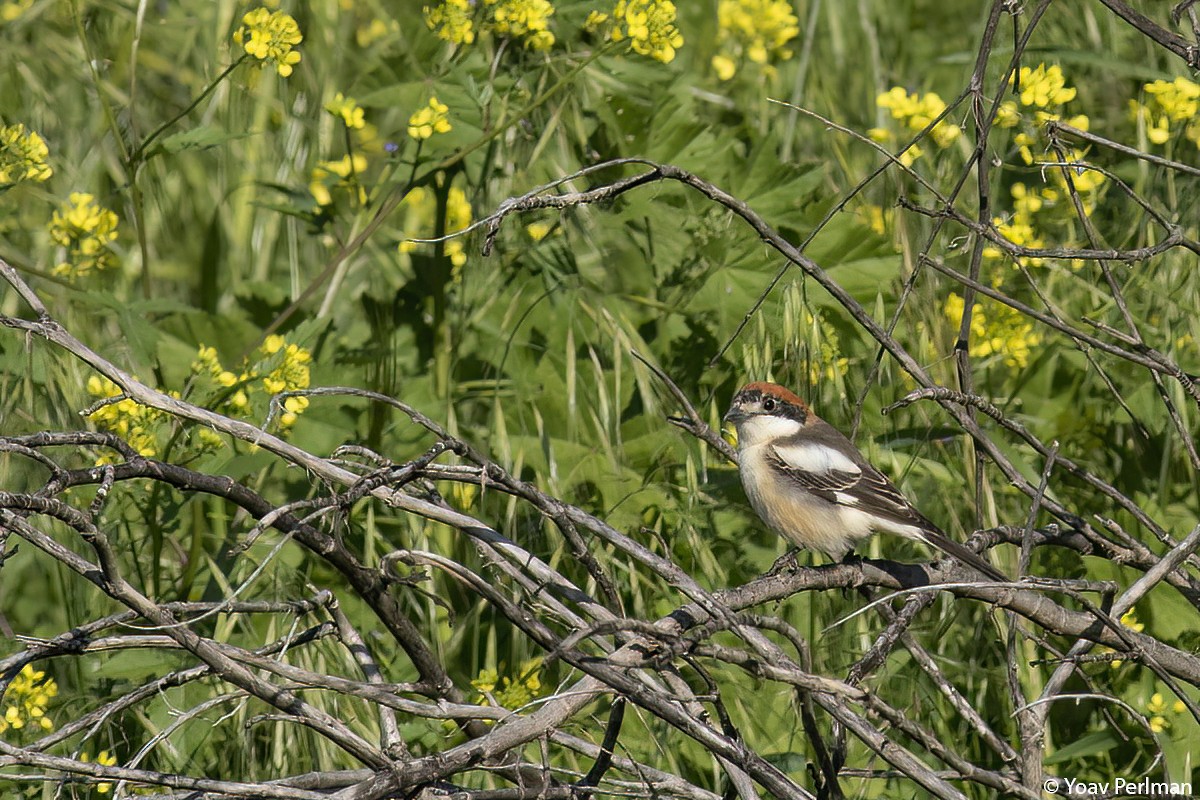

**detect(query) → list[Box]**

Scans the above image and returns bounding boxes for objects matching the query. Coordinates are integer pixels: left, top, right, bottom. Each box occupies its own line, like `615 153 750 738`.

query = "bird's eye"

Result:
763 398 776 413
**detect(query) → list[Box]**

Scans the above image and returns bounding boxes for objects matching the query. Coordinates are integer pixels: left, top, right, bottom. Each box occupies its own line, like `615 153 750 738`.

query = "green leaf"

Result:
150 126 249 157
1044 729 1122 764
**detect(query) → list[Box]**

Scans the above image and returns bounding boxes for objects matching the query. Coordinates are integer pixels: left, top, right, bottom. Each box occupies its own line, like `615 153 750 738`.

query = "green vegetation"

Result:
1 1 1198 797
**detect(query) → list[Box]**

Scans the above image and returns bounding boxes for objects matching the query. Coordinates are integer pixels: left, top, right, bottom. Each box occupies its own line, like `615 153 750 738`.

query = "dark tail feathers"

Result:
919 527 1008 583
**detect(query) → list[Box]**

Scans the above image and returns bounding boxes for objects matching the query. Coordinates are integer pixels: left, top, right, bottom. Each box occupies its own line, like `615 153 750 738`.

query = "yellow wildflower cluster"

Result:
193 336 312 427
408 97 452 141
325 92 365 130
603 0 684 64
983 65 1105 266
870 87 961 166
1014 64 1077 108
399 183 473 270
310 153 368 208
49 192 120 279
711 0 799 80
86 377 169 460
86 337 312 461
995 64 1087 166
234 7 303 77
983 183 1056 267
0 664 57 735
1130 77 1200 148
0 123 52 185
1146 690 1186 733
424 0 554 51
1106 608 1144 669
1046 147 1105 211
80 750 119 794
260 335 312 394
488 0 555 50
471 658 544 712
943 291 1042 369
425 0 476 45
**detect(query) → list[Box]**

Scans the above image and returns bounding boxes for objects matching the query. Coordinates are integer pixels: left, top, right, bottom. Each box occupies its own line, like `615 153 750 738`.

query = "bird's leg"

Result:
767 547 802 576
839 549 870 603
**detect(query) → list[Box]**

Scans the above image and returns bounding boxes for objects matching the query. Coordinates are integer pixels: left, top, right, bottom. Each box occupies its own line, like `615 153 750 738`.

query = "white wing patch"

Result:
833 491 861 506
773 442 861 477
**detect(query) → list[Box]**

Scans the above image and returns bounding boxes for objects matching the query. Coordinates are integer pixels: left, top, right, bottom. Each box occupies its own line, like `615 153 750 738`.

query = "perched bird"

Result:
723 381 1007 582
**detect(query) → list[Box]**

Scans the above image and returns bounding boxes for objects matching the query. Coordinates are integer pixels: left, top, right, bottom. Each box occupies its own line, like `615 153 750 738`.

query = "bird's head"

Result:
723 382 811 448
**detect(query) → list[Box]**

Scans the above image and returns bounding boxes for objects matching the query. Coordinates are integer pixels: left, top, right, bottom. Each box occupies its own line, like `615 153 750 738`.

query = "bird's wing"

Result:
769 439 1008 581
768 441 925 527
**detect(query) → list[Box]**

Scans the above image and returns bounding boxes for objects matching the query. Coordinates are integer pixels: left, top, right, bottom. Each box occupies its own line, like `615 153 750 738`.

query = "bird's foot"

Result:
840 551 864 567
767 548 803 577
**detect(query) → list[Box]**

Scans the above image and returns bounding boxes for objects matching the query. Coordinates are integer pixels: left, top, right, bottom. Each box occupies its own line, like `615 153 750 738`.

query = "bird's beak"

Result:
722 406 745 424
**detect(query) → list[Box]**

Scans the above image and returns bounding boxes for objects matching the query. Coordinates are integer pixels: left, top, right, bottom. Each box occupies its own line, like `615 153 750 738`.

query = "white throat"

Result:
736 414 802 449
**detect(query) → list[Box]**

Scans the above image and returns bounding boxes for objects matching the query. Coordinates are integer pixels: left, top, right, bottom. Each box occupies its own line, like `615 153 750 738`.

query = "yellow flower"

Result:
425 0 476 45
49 192 120 279
712 0 799 78
80 750 118 794
234 7 303 77
584 10 609 31
611 0 684 63
712 54 737 81
487 0 555 50
943 292 1041 369
472 659 545 713
86 376 164 460
898 142 923 167
875 87 961 155
309 153 368 207
1 0 33 21
1013 131 1036 165
984 216 1044 266
407 96 452 140
398 183 473 269
1012 64 1076 108
187 339 310 428
1105 608 1145 670
0 664 58 735
1064 113 1089 132
857 204 889 236
1143 76 1200 122
1010 182 1042 217
262 334 285 355
1146 692 1177 733
0 123 52 184
1133 77 1200 149
325 92 365 130
994 100 1020 128
259 337 312 398
526 221 553 241
1036 148 1105 209
357 18 393 47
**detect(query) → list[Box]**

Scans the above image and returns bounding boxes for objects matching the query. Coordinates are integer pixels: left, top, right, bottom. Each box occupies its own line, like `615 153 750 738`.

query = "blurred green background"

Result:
1 0 1197 795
